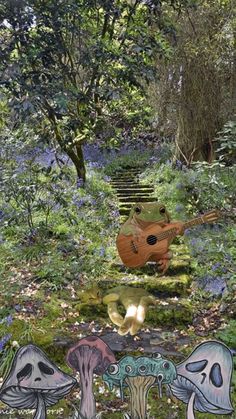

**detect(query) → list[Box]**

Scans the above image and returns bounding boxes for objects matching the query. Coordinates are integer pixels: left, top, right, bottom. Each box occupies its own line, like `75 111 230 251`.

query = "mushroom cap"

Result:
66 335 116 375
0 344 77 409
170 340 234 414
103 354 177 392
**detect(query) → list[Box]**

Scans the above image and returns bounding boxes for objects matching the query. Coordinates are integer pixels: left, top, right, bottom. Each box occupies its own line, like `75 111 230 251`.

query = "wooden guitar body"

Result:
116 210 220 268
116 224 176 268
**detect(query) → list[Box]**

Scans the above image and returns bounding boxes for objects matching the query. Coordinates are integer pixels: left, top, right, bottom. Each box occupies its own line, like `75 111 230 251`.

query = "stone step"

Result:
119 197 157 209
115 169 141 174
110 181 140 186
112 178 139 183
117 194 154 199
100 268 191 297
118 196 157 203
111 173 140 179
79 292 193 328
116 188 154 194
111 184 153 189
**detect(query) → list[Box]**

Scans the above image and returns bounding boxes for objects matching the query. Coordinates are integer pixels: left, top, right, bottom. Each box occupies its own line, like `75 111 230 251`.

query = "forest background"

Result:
0 0 236 418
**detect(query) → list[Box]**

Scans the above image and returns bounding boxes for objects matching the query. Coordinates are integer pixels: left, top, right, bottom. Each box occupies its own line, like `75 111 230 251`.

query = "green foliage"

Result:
216 119 236 164
104 150 151 175
0 0 185 180
217 320 236 348
141 161 236 217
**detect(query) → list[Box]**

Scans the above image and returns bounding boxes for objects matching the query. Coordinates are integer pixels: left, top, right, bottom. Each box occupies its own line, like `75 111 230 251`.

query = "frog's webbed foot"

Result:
152 251 173 275
157 259 171 274
118 303 138 335
129 320 143 336
118 317 134 335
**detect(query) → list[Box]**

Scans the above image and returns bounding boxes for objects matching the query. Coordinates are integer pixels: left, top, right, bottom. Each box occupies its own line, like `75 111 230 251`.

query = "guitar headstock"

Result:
202 209 221 223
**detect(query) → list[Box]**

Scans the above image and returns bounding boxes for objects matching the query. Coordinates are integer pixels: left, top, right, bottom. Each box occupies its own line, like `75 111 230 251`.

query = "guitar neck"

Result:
156 215 212 241
183 216 206 230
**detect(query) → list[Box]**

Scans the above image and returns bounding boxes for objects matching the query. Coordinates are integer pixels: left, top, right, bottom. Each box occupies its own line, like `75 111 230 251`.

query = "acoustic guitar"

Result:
116 210 220 268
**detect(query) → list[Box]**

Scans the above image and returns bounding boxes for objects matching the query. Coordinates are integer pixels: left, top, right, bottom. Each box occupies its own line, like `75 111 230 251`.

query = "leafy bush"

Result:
104 150 152 175
215 119 236 164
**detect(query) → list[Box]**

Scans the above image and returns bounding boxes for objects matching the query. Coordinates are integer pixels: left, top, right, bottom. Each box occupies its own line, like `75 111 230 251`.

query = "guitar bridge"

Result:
131 240 138 254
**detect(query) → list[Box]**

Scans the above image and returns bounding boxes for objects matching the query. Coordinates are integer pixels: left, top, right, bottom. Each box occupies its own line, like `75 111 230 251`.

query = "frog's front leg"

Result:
120 221 143 240
170 221 185 236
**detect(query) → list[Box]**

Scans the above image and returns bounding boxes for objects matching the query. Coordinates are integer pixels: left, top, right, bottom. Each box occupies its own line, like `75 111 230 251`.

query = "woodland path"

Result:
94 167 196 358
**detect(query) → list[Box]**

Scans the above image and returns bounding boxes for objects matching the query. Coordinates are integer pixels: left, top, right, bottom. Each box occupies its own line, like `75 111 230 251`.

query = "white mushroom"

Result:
0 344 76 419
170 340 234 418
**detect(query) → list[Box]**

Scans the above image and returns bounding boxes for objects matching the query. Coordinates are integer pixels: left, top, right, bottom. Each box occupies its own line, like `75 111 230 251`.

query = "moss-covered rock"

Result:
99 273 191 297
146 298 193 326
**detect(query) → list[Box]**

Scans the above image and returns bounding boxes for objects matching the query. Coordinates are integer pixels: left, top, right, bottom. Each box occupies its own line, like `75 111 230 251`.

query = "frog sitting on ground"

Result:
78 285 156 336
119 202 184 273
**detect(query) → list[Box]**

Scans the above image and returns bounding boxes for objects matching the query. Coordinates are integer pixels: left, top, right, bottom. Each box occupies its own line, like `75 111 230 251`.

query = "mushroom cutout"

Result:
0 344 76 419
66 335 116 419
170 340 234 419
103 353 177 419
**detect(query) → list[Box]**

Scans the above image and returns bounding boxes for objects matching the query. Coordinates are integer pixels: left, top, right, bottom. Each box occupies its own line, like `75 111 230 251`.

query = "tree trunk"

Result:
65 144 86 185
125 375 156 419
175 57 221 165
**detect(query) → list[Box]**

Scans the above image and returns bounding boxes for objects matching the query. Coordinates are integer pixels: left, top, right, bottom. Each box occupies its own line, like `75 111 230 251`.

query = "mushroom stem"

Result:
34 393 46 419
187 392 196 419
126 375 156 419
79 369 96 419
78 346 102 419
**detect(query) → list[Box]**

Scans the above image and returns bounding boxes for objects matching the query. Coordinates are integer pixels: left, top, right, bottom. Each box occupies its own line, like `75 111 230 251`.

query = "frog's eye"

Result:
134 206 141 214
163 362 170 369
159 206 166 214
138 365 147 374
152 353 162 360
125 365 133 373
108 364 119 375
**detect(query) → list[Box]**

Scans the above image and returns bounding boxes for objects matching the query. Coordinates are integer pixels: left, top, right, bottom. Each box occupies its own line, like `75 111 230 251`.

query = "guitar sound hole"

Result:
147 235 158 245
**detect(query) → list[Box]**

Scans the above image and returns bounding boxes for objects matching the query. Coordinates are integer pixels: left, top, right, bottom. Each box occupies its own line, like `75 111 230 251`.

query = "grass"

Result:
0 148 235 418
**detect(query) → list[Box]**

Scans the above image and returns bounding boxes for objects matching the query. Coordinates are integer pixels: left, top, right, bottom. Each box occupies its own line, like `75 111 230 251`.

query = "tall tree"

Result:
0 0 185 182
148 0 236 164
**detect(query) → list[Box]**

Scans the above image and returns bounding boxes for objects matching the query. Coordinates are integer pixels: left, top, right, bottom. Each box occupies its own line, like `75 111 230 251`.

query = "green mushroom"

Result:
103 353 177 419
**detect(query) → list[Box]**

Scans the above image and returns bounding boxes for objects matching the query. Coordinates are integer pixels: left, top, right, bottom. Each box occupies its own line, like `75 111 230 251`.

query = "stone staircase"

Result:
105 167 194 335
110 167 156 220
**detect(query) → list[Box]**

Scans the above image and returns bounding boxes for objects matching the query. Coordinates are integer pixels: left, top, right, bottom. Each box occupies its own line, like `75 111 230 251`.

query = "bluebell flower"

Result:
0 334 12 352
212 262 221 271
99 247 105 257
5 315 13 326
103 175 111 182
175 204 184 213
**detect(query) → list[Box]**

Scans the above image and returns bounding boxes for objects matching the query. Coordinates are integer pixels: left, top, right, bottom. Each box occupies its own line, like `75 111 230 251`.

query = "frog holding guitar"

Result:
116 203 220 273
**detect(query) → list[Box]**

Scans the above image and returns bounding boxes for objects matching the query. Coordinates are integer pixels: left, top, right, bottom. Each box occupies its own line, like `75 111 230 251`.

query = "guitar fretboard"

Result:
155 212 218 242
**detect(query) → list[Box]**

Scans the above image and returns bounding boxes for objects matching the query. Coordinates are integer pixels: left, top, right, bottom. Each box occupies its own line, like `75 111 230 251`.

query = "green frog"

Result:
78 285 156 336
119 202 184 273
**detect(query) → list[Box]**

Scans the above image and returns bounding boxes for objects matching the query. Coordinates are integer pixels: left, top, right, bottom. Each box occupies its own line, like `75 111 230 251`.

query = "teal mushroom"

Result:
103 353 177 419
